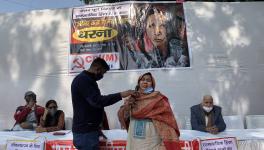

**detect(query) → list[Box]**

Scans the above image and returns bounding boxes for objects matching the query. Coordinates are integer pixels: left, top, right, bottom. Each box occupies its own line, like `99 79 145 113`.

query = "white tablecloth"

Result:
180 129 264 140
180 129 264 150
0 129 264 150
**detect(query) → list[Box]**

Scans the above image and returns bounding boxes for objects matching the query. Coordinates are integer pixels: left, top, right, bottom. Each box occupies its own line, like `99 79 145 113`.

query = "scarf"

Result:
118 91 180 149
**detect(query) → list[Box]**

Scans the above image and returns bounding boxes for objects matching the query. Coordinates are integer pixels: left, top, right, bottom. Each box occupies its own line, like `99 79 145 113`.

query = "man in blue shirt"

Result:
71 57 137 150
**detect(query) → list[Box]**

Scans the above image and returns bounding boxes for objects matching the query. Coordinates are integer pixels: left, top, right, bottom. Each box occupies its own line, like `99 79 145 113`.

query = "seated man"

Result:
13 91 45 131
190 95 226 134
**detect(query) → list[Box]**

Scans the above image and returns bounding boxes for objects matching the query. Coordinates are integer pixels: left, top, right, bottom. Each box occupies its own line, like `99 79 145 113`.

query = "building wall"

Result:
0 2 264 130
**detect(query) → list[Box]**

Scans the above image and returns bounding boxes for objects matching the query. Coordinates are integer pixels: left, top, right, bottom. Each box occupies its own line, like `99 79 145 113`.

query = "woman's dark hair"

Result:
145 7 161 23
137 5 171 65
144 5 169 33
45 99 57 108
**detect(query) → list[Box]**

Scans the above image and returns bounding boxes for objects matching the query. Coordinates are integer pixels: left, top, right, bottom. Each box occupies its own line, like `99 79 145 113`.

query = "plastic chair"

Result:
246 115 264 129
65 117 73 130
175 115 186 129
223 115 244 129
185 116 191 130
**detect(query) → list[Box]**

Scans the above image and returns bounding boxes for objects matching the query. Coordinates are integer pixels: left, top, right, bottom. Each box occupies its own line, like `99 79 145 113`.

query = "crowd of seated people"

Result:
13 91 65 133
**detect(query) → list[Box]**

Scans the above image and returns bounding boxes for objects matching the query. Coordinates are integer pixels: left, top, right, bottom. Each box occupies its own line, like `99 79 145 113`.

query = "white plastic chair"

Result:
185 116 191 130
175 115 186 129
65 117 73 130
223 115 244 129
246 115 264 129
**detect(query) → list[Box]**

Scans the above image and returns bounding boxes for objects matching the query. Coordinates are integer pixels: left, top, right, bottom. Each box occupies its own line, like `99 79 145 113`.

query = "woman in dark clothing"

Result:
36 100 65 133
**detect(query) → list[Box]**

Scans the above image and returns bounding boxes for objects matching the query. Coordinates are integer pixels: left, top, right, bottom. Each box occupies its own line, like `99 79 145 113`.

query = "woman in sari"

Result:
118 72 180 150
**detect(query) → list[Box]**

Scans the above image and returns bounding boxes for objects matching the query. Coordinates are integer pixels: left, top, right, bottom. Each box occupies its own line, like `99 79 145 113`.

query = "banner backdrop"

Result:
70 1 190 73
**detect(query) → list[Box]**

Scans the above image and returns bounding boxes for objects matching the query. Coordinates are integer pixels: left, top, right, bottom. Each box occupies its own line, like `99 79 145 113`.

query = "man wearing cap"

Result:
13 91 45 131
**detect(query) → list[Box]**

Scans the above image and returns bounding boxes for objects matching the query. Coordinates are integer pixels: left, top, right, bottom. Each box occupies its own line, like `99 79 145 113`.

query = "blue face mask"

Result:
49 109 57 116
144 87 154 94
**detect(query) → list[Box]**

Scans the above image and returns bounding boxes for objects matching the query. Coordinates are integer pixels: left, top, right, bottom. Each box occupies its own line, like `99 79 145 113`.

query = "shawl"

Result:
118 91 180 149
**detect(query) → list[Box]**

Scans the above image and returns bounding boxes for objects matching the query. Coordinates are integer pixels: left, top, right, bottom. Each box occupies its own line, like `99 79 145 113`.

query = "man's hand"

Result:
123 97 136 110
205 127 211 132
206 126 219 134
120 90 139 98
125 96 136 105
27 100 36 109
210 126 219 134
42 109 49 121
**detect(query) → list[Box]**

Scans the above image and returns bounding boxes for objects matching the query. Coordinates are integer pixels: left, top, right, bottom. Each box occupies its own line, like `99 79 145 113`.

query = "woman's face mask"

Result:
144 87 154 94
48 105 57 116
95 68 106 81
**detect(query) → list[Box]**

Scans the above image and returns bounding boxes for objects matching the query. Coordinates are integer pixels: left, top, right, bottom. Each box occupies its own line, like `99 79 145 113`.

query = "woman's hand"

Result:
124 97 136 109
35 126 47 133
20 122 32 129
121 90 140 98
42 108 49 121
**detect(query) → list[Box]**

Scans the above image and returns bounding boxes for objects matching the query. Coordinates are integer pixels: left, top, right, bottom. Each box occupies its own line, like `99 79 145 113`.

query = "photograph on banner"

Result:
70 1 190 73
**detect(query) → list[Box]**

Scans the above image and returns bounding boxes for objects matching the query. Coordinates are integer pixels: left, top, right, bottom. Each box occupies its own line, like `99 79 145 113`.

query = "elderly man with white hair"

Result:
190 95 226 134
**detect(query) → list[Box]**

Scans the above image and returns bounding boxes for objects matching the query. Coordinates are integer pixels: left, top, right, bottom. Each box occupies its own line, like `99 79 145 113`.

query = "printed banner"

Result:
70 1 190 73
45 140 76 150
46 140 126 150
6 140 44 150
201 137 238 150
164 139 200 150
180 139 200 150
99 140 126 150
69 52 119 73
45 139 199 150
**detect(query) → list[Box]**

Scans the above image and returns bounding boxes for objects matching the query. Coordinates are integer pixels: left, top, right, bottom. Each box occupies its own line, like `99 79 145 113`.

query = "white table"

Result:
180 129 264 150
0 129 264 150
